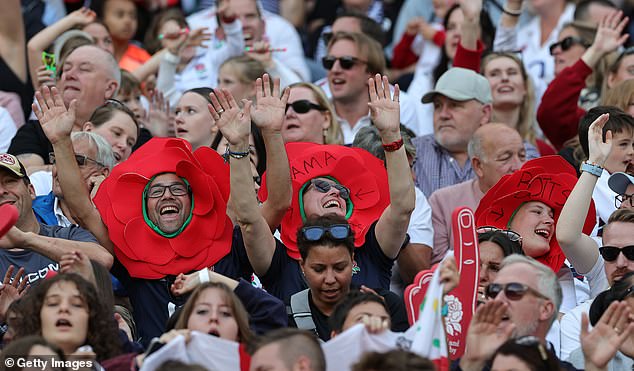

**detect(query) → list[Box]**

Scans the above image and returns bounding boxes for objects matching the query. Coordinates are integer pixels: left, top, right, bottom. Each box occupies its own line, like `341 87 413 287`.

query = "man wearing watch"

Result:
556 111 634 359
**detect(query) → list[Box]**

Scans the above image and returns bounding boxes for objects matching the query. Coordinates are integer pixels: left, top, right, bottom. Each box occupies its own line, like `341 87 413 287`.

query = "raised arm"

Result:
0 0 27 84
493 0 522 52
581 11 629 73
27 8 97 90
209 87 276 277
369 75 416 259
250 74 292 229
0 226 113 268
458 0 481 52
556 114 612 273
32 86 115 255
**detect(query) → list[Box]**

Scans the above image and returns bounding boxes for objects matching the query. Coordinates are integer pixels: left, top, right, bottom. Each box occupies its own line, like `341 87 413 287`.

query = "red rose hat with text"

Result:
93 138 233 279
258 142 390 260
475 156 596 273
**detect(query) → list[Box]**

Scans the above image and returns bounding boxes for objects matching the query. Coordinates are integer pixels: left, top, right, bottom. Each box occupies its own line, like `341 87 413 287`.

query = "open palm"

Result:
209 89 251 146
32 86 76 144
368 74 400 134
251 74 289 132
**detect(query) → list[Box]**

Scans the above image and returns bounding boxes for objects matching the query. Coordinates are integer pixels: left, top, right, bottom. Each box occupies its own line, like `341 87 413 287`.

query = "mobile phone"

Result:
42 52 56 73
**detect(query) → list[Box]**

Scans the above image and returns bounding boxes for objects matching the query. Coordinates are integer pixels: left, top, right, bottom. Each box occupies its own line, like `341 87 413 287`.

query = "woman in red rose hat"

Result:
475 155 597 313
213 73 416 303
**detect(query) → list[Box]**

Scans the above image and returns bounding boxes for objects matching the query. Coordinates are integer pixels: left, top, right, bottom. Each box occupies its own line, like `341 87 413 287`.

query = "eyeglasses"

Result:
301 224 351 241
485 282 550 301
476 226 523 247
599 245 634 262
285 100 326 114
146 183 191 198
309 179 350 199
321 55 367 70
514 336 550 361
549 36 590 55
49 152 105 168
615 193 634 208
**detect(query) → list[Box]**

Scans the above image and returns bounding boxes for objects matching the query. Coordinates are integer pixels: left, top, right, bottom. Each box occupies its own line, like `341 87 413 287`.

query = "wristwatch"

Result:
580 161 604 177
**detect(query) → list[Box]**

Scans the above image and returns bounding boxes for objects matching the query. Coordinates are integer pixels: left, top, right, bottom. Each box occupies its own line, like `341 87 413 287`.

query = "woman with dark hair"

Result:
13 273 121 362
476 228 524 303
489 336 562 371
82 99 139 163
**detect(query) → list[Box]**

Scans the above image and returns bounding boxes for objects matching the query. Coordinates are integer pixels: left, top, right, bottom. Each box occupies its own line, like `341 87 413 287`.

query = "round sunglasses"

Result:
285 100 326 114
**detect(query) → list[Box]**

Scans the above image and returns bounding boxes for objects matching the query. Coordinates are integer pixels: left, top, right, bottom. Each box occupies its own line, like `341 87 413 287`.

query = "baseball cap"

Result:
421 67 493 105
0 153 28 179
608 172 634 195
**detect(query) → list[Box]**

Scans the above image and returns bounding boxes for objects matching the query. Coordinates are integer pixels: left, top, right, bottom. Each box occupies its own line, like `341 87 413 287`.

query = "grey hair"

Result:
501 254 563 325
71 131 116 169
467 133 484 160
352 125 416 161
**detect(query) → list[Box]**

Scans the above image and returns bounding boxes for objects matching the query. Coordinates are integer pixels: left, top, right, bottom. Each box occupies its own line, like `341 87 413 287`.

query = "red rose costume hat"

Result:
93 138 233 279
258 142 390 260
475 156 596 273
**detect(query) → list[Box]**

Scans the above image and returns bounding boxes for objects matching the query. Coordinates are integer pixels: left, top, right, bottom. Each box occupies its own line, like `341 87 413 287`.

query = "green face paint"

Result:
298 176 354 222
142 175 194 238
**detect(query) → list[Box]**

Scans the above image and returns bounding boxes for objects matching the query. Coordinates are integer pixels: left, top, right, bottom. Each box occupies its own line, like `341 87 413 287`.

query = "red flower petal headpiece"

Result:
258 142 390 260
475 156 596 272
93 138 233 279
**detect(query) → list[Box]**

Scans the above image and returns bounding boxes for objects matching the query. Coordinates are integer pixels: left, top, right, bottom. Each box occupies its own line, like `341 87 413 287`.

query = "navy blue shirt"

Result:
260 222 398 303
112 226 253 346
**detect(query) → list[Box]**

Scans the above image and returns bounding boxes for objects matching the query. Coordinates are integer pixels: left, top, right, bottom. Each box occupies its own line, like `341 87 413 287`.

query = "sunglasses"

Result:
599 245 634 262
476 226 523 247
615 193 634 208
549 36 590 55
322 55 367 70
49 152 105 168
301 224 351 241
285 100 326 114
309 179 350 199
485 282 550 301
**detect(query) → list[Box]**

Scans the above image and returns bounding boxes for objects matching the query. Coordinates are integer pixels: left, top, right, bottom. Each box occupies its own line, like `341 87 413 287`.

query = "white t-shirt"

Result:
187 7 310 82
0 107 17 153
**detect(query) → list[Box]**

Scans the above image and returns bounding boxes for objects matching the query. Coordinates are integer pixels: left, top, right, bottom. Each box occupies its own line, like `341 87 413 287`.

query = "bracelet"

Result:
222 145 250 162
502 6 522 17
198 268 210 283
382 138 404 152
580 161 604 177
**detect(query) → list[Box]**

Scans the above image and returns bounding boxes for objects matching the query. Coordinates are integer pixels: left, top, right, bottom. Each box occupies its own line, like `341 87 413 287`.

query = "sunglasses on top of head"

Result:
301 224 351 241
549 36 591 55
322 55 367 70
599 245 634 262
285 100 326 114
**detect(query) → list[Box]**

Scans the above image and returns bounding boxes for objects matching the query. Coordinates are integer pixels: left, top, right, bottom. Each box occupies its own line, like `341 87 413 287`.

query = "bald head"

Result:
469 123 526 192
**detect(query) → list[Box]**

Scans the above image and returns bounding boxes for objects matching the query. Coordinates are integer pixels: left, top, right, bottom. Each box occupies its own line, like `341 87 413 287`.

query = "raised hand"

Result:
461 300 515 368
587 113 612 167
170 272 200 296
459 0 482 21
581 301 634 369
440 255 459 295
144 90 171 138
60 251 96 284
592 10 629 55
35 65 56 89
66 7 96 26
184 27 212 50
208 89 252 147
368 74 400 137
32 86 76 144
0 265 28 322
246 41 273 68
251 74 289 133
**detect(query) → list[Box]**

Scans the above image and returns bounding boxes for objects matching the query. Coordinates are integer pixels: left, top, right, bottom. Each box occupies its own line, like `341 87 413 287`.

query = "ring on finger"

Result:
615 327 621 334
217 108 225 114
